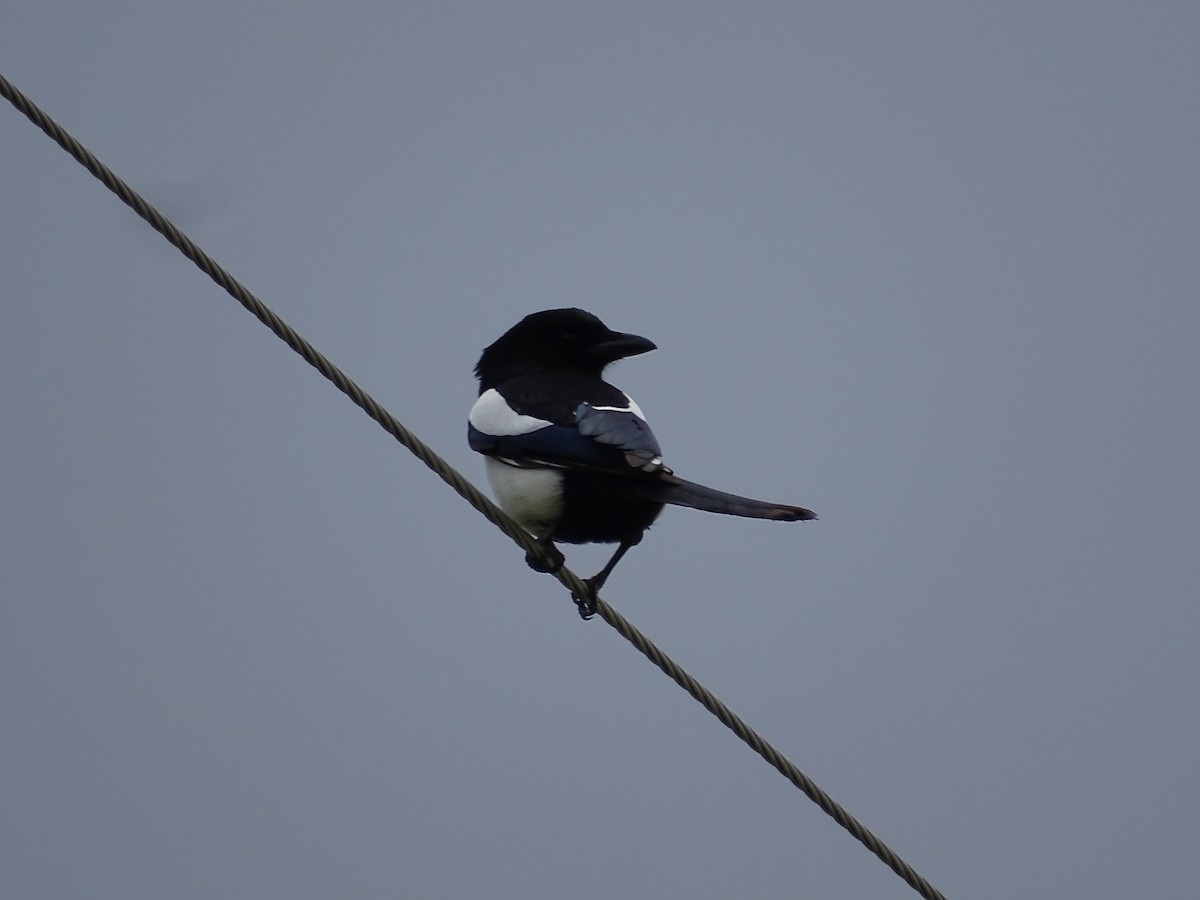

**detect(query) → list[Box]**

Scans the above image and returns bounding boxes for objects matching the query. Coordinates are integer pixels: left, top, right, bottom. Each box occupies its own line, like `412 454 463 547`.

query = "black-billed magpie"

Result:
468 308 815 617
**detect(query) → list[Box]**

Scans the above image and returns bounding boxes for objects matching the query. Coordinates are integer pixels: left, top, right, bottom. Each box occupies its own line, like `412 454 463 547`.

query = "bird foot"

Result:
525 540 564 574
571 580 599 620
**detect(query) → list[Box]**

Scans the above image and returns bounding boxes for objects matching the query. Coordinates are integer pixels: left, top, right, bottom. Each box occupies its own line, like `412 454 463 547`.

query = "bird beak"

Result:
594 331 657 363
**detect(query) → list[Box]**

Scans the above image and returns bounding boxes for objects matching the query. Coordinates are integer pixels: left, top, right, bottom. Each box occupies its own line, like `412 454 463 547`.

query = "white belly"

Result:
484 458 563 537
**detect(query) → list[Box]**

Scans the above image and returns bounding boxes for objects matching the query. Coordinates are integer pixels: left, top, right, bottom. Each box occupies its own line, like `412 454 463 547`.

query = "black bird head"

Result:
475 308 656 388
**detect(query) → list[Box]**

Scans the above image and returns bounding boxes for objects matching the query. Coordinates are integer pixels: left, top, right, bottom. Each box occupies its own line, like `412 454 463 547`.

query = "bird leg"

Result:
572 539 636 620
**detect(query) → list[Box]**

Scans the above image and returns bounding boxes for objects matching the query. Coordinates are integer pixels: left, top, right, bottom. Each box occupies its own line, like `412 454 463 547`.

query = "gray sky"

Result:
3 3 1198 898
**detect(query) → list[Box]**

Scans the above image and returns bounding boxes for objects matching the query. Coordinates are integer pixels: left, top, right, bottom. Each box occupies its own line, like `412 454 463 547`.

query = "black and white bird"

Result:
468 308 815 617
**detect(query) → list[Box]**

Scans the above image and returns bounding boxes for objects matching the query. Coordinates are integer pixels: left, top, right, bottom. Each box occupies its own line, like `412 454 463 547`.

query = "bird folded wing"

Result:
468 402 668 476
574 403 667 473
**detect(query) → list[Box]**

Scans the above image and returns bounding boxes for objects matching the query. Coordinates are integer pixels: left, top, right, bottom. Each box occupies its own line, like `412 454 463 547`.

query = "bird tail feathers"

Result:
641 475 816 521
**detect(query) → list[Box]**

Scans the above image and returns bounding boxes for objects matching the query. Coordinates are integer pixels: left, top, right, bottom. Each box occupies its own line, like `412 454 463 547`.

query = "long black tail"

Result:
641 474 816 521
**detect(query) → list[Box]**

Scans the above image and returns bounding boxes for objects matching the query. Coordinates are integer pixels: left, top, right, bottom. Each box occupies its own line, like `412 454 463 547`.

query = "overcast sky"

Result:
3 4 1198 899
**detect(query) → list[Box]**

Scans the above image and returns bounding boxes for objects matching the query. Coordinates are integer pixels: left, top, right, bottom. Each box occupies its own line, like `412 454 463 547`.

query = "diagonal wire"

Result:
1 71 949 900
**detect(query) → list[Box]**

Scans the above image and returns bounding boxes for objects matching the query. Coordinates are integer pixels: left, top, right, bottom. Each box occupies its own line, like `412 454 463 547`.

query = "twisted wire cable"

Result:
1 71 949 900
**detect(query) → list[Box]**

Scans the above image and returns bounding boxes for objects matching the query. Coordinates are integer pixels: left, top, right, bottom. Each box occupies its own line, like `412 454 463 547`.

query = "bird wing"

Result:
573 402 665 472
468 387 667 476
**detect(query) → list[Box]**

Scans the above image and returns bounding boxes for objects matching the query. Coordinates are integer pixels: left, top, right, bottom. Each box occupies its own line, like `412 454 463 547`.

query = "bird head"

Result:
475 308 656 387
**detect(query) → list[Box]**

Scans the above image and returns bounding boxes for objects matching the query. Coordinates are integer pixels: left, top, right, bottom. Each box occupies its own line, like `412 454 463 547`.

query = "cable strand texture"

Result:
1 71 948 900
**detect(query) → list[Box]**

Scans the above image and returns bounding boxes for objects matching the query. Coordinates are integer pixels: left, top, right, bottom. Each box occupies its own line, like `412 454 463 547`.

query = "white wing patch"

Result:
468 388 553 436
587 393 647 420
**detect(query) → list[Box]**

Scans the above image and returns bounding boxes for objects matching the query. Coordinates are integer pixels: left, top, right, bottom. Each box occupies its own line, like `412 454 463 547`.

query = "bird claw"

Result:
572 582 598 620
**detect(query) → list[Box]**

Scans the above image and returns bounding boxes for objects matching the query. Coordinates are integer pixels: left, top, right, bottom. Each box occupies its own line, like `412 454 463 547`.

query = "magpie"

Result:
468 308 815 618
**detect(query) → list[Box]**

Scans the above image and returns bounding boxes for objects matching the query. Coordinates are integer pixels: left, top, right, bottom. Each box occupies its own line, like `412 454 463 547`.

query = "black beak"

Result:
594 331 657 363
